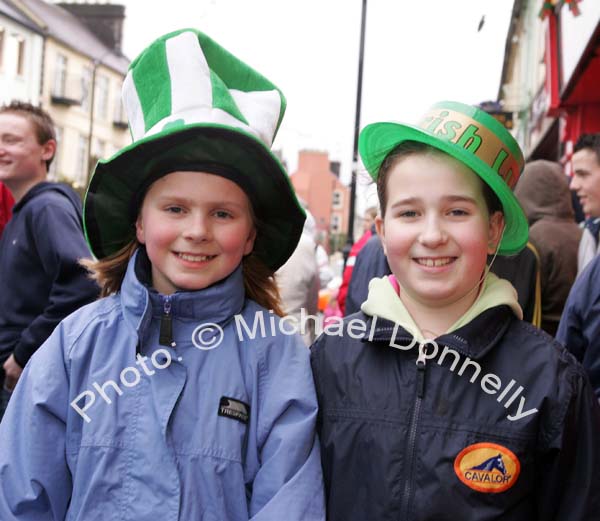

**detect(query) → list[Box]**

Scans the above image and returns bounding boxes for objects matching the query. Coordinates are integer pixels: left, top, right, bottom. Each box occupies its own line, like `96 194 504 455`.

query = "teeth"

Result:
178 253 212 262
417 257 452 267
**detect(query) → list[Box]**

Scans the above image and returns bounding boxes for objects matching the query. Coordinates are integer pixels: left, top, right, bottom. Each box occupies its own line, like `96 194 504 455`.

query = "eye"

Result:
165 206 184 214
448 209 469 216
214 210 233 219
398 210 418 218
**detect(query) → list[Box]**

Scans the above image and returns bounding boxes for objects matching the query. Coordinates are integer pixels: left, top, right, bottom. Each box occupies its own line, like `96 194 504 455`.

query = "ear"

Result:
135 215 145 244
41 139 56 164
487 211 505 254
375 215 388 256
243 226 257 256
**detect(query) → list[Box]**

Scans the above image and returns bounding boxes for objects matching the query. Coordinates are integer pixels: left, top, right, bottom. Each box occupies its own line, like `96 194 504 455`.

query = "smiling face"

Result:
0 112 55 201
376 151 503 314
571 147 600 217
136 171 256 294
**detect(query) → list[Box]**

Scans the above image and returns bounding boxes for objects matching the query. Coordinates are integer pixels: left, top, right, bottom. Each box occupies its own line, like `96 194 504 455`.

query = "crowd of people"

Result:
0 28 599 521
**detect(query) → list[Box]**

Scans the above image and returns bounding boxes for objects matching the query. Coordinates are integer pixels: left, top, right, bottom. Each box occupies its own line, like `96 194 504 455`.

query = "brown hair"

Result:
0 100 56 169
82 227 285 315
376 140 502 217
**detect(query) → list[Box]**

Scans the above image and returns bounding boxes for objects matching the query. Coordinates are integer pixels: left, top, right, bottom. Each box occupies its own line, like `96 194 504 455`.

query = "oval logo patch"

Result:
454 442 520 493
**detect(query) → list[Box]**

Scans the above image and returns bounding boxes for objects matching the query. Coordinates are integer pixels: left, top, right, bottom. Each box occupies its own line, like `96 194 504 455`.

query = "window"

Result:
48 126 62 180
113 82 126 122
332 190 343 209
80 66 92 111
96 75 109 120
15 37 25 76
94 138 105 161
0 27 5 70
77 134 88 185
330 214 341 233
53 54 67 96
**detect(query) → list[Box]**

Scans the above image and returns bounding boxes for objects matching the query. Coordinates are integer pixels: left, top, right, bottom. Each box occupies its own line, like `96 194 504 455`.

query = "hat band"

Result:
418 108 522 190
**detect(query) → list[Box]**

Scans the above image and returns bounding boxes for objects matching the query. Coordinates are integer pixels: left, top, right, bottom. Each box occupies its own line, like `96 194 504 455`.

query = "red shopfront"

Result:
538 1 600 171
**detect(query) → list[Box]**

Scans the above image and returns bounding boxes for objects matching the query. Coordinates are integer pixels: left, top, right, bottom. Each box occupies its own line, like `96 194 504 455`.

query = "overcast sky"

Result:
118 0 513 213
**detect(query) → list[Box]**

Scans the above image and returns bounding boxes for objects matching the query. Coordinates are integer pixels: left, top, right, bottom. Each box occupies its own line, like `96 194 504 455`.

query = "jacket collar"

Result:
361 305 514 360
120 248 246 335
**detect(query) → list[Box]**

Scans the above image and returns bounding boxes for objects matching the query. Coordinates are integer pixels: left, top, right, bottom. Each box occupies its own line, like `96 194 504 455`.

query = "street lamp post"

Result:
343 0 368 265
86 58 99 185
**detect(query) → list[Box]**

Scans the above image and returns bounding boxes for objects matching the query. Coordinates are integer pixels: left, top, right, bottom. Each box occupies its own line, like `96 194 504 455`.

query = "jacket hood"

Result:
514 160 574 225
13 181 83 219
361 272 522 344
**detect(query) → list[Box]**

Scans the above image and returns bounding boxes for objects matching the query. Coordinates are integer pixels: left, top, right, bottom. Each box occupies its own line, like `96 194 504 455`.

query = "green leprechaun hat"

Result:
359 101 529 255
83 28 305 271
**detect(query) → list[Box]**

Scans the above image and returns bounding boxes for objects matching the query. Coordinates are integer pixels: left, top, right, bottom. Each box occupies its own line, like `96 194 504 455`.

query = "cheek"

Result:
219 224 255 254
460 229 490 264
140 218 177 250
381 222 412 258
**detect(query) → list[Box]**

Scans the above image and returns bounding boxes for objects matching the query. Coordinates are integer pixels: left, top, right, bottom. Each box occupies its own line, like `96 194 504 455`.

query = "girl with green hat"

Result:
0 29 325 520
311 101 600 520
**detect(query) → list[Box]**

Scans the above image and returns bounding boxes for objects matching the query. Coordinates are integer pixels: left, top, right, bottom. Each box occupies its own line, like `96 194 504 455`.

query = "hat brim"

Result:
359 122 528 255
84 124 305 271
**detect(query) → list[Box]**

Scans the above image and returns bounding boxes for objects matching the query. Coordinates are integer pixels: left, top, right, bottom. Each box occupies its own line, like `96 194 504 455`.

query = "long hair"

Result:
80 239 139 298
82 241 285 315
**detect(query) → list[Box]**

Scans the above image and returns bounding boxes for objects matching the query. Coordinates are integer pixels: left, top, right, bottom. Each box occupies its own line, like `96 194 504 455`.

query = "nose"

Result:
418 214 447 248
570 175 582 192
183 213 211 242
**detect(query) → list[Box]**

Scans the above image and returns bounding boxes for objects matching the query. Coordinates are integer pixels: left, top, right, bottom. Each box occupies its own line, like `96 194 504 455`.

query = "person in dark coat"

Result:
0 101 99 418
514 160 581 335
312 102 600 520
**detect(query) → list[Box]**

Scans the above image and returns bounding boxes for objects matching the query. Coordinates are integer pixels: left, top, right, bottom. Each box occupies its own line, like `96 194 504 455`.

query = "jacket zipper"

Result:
400 342 428 520
159 295 173 347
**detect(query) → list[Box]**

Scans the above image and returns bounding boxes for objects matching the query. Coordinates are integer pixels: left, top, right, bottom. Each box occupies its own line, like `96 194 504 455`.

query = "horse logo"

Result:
454 443 520 493
469 454 507 475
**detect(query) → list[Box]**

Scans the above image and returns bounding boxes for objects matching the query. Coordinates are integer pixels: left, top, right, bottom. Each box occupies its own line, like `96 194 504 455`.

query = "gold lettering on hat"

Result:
418 108 522 190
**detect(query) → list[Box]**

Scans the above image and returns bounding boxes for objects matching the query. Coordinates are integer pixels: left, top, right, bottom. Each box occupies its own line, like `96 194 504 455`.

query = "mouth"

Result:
176 252 216 262
413 257 456 268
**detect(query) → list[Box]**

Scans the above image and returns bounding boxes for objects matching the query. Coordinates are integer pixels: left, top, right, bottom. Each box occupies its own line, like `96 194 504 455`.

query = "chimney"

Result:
330 161 341 178
58 2 125 53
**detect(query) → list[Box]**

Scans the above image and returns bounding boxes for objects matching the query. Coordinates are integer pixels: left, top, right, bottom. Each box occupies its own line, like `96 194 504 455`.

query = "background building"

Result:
290 150 350 252
0 0 130 188
499 0 600 170
0 0 44 105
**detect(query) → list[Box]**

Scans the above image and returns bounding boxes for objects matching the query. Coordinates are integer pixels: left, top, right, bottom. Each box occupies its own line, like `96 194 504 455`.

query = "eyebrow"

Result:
390 195 478 207
155 195 246 208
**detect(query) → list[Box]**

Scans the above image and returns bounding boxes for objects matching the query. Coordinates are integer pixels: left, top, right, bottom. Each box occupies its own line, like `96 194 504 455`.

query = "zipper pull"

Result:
159 295 173 347
416 342 427 398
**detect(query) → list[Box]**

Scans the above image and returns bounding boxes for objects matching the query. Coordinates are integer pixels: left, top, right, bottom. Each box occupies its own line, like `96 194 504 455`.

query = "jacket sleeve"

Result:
247 334 325 520
556 260 600 399
12 200 98 367
0 323 72 520
536 362 600 520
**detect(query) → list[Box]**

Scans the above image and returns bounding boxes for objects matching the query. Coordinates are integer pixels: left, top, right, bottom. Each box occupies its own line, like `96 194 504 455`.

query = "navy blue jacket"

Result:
557 254 600 399
0 182 99 367
311 307 600 520
344 235 389 316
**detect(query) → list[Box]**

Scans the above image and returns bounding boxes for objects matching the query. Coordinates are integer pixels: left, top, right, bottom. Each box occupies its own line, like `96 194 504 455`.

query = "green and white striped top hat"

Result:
84 28 305 271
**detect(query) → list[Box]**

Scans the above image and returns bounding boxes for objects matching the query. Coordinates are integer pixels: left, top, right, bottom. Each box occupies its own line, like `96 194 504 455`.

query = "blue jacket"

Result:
0 182 99 367
0 250 325 520
557 253 600 399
